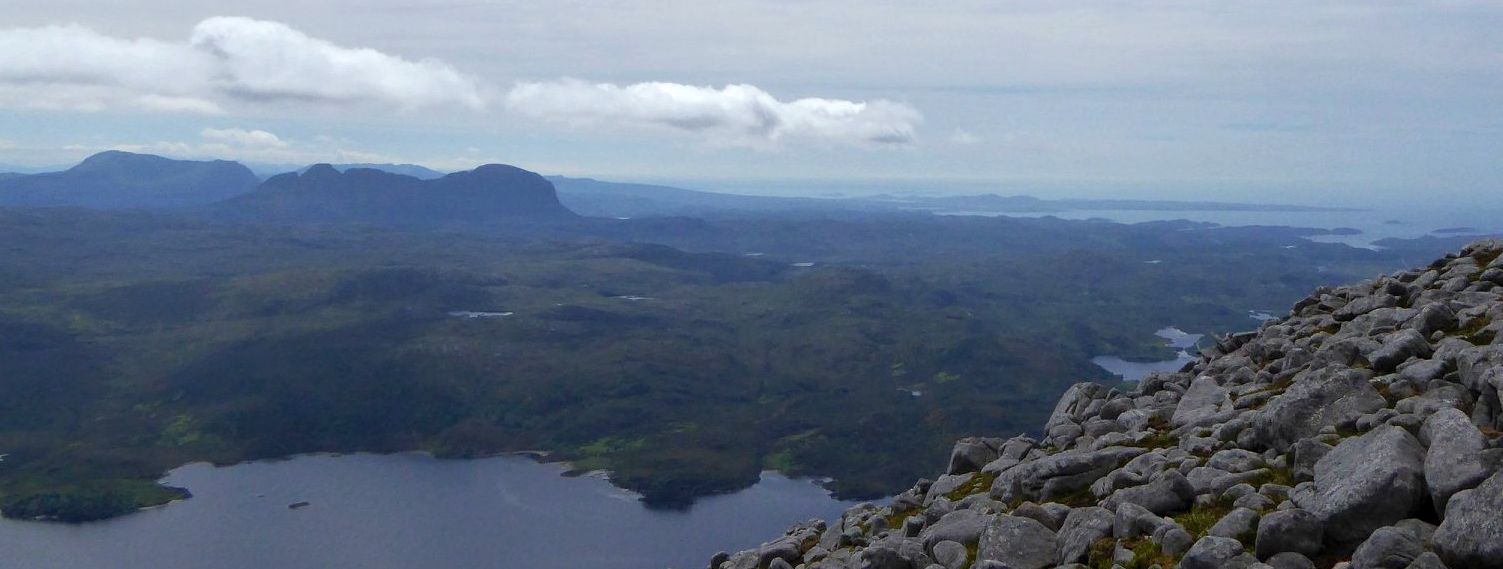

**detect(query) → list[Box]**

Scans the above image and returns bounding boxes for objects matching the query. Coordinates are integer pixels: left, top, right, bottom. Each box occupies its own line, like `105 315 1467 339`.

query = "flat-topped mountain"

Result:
214 163 577 226
0 151 260 209
717 240 1503 569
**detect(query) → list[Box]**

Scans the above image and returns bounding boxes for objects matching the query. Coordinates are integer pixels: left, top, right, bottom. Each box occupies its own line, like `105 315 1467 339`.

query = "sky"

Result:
1 1 1500 203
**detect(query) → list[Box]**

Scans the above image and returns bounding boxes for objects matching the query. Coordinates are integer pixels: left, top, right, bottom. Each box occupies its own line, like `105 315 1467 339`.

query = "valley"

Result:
0 155 1476 523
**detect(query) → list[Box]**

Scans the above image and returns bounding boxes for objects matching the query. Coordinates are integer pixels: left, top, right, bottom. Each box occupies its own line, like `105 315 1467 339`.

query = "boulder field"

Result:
712 240 1503 569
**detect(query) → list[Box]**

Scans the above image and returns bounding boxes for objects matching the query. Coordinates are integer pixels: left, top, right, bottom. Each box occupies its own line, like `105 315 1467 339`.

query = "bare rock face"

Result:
1420 408 1495 513
1247 366 1386 452
1173 376 1230 427
974 515 1055 569
1311 425 1427 549
1256 508 1324 559
1432 471 1503 569
711 241 1503 569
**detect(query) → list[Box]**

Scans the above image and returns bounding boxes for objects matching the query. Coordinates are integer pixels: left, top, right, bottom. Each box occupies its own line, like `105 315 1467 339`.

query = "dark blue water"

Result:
0 453 861 569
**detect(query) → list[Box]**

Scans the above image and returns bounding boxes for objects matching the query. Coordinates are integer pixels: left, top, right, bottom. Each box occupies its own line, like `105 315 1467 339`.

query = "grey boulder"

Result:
931 540 967 569
1370 329 1433 373
1100 469 1195 515
947 437 1001 475
1053 506 1112 565
975 515 1056 569
1174 376 1231 427
1208 507 1261 542
1311 425 1427 548
1256 508 1324 559
1181 535 1260 569
1420 408 1494 513
1432 470 1503 569
1349 525 1424 569
1249 367 1386 452
1266 552 1317 569
919 509 990 551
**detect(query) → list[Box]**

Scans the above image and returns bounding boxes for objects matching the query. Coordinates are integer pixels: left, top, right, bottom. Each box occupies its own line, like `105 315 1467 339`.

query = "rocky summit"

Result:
713 241 1503 569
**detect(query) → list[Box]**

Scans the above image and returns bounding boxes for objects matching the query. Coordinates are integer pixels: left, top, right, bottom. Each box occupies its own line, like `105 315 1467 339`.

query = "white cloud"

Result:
506 80 922 148
200 127 287 150
0 17 485 114
188 17 484 109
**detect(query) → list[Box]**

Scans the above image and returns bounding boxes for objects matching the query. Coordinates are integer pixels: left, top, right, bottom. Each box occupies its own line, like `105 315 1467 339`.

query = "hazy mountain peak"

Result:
0 151 260 209
217 161 577 226
300 163 342 179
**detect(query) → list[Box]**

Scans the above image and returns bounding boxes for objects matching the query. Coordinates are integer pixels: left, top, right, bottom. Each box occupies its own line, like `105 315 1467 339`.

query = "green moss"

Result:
1124 430 1179 450
1474 249 1502 270
878 507 916 533
1049 485 1101 508
1173 497 1237 540
1458 316 1496 345
1086 537 1117 569
1246 467 1296 490
946 471 997 501
1117 538 1179 569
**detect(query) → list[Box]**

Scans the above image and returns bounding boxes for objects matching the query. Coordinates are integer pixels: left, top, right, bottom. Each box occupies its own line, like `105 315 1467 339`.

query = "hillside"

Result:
0 206 1426 523
213 163 577 226
715 241 1503 569
0 151 260 209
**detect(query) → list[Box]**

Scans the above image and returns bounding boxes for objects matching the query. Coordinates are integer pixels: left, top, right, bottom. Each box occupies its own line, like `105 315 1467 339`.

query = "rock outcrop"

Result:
712 240 1503 569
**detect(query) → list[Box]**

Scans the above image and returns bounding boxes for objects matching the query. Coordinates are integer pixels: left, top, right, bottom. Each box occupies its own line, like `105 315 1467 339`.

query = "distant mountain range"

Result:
0 151 259 209
0 151 1362 222
549 176 868 217
242 162 447 180
212 163 576 226
293 163 447 180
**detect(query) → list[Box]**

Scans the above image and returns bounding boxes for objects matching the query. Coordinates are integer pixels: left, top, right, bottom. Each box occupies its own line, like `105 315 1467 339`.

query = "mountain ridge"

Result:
209 162 578 226
0 151 260 209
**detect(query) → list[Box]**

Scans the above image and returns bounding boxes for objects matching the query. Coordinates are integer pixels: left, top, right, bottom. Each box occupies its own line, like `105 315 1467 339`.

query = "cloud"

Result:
188 17 484 109
0 17 485 114
200 127 287 150
82 127 401 167
506 80 921 148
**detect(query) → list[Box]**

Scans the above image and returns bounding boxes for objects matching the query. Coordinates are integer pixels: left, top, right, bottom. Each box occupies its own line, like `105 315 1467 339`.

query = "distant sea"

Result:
639 178 1503 250
936 205 1503 250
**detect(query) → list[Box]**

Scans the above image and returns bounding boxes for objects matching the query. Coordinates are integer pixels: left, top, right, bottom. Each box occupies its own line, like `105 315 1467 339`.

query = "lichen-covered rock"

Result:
1432 470 1503 569
1256 509 1324 559
1174 376 1231 427
1311 425 1427 549
1248 366 1386 452
1419 408 1494 513
918 509 990 551
1101 469 1195 515
1182 535 1259 569
1370 329 1433 373
1349 525 1424 569
930 540 967 569
990 446 1145 504
974 515 1055 569
1208 507 1260 542
947 437 1002 475
1053 506 1112 565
